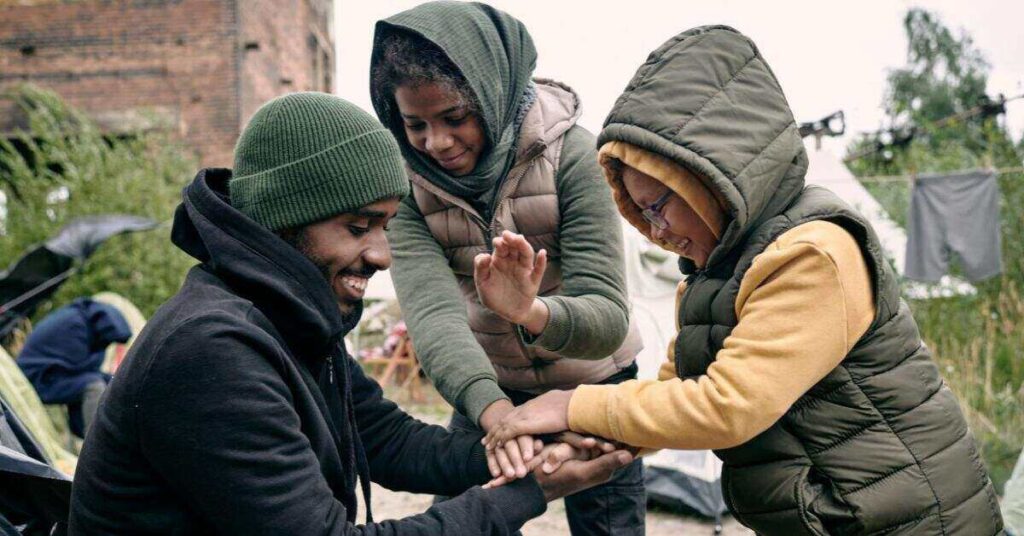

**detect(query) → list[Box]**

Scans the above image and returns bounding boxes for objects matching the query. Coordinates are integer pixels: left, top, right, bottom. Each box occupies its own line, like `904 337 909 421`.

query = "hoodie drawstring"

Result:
337 345 374 524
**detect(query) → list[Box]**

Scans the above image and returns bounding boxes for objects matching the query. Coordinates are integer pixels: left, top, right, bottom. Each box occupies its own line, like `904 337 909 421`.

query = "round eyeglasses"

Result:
641 190 674 230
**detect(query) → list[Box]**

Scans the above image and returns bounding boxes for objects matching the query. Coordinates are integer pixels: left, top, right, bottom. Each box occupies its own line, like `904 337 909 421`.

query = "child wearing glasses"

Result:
485 25 1001 535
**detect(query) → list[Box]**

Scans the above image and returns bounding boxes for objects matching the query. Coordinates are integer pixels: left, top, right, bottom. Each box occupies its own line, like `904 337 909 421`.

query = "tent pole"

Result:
0 268 75 315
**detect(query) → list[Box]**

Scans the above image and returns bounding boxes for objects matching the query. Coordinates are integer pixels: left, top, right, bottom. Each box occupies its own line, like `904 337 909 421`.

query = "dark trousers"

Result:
438 364 647 536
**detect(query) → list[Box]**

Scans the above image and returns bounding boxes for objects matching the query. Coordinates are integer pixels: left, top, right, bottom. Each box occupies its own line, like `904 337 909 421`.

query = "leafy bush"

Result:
0 84 197 319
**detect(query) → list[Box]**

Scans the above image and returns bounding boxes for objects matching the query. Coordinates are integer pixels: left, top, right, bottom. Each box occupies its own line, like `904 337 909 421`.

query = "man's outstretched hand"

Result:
484 439 634 501
533 450 634 501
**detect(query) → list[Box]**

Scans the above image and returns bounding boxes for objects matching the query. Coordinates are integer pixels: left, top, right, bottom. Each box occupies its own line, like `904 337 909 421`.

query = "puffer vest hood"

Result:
600 25 1001 535
410 80 641 392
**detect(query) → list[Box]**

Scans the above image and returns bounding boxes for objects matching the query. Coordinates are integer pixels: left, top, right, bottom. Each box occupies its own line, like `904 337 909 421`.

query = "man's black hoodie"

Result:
69 169 546 534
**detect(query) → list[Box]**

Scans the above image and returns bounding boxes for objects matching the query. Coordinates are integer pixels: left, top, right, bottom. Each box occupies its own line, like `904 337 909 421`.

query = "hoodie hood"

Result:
17 298 130 403
598 25 808 273
171 168 360 358
370 1 537 205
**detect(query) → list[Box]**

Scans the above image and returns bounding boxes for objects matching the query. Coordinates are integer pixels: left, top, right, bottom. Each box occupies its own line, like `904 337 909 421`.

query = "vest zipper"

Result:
482 226 493 252
327 353 335 384
483 163 534 251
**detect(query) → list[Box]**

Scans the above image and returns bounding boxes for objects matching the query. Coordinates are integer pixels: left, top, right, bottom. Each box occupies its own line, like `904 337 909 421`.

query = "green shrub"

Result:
0 84 197 319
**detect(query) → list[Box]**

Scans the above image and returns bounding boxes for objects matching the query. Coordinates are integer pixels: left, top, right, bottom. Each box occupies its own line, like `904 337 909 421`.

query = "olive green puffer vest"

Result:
410 80 641 392
676 186 1001 535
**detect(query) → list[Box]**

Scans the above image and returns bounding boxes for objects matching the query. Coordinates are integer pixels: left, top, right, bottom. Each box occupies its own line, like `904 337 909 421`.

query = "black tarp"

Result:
0 396 71 535
0 215 156 338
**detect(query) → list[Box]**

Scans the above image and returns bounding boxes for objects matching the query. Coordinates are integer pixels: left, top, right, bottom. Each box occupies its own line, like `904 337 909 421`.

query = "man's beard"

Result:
278 228 363 326
307 254 364 326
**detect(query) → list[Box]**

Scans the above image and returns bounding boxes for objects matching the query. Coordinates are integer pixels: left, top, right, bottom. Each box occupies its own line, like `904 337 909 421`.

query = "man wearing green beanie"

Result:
69 92 634 534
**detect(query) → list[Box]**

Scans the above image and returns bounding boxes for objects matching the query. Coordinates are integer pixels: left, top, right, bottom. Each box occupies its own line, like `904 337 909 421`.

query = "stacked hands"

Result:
479 396 634 500
473 231 635 498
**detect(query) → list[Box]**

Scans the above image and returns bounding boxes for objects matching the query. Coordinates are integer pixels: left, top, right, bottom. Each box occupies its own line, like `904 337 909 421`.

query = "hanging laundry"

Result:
905 169 1002 282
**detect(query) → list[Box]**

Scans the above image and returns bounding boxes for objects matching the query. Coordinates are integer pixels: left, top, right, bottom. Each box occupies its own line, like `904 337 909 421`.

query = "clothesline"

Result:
813 166 1024 184
843 93 1024 163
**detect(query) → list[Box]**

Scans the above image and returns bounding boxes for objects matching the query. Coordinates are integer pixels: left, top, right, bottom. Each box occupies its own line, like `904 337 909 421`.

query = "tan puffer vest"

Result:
409 79 641 392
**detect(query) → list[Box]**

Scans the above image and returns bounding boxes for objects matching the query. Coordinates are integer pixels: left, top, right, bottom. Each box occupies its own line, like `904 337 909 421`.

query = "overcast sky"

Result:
334 0 1024 155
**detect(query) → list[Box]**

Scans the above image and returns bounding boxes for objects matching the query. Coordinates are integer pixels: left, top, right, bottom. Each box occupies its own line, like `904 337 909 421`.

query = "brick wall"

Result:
0 0 334 168
238 0 334 127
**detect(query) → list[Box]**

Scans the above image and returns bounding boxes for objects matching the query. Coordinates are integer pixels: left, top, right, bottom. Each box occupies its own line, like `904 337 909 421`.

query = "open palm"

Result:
474 230 547 324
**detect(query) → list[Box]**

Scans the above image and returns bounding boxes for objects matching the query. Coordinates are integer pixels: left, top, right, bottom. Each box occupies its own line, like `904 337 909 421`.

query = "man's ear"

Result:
275 225 310 252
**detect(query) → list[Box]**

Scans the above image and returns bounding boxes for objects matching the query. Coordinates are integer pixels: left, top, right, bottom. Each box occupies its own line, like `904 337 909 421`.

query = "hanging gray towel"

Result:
905 169 1002 282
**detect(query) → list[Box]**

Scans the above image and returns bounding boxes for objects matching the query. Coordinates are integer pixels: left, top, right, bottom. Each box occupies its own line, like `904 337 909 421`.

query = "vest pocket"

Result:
798 466 862 536
722 465 820 536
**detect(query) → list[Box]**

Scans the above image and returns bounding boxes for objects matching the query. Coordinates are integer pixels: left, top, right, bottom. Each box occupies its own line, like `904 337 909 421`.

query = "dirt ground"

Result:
367 481 751 535
364 388 753 535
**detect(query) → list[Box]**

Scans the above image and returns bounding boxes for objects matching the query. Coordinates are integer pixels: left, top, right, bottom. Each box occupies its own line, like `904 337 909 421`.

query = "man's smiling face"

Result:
281 197 400 319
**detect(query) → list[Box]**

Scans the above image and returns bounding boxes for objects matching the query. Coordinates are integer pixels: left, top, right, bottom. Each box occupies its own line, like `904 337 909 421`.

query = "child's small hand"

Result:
485 436 542 480
482 438 598 489
483 389 573 451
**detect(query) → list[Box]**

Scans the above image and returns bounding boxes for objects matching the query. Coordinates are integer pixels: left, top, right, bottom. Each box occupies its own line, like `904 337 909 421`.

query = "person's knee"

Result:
81 380 107 435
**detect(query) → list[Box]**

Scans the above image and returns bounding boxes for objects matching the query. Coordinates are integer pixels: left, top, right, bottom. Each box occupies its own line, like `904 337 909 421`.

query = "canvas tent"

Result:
0 346 76 476
0 394 72 534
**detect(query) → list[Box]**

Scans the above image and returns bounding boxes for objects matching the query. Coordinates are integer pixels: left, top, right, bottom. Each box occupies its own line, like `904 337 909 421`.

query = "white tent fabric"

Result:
621 222 680 381
1003 448 1024 533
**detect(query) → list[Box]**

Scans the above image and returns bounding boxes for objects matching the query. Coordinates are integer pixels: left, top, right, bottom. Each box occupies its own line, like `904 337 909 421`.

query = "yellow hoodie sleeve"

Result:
567 221 875 450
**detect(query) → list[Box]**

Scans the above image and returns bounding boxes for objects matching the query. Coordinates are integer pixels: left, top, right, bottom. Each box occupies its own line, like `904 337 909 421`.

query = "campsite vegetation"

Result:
0 84 196 323
846 8 1024 489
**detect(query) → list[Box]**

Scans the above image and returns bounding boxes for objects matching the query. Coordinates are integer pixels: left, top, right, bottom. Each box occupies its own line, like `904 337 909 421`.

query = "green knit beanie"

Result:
230 92 409 231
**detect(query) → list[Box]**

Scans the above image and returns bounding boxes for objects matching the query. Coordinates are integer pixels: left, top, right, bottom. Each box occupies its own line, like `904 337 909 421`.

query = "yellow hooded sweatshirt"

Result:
566 142 876 450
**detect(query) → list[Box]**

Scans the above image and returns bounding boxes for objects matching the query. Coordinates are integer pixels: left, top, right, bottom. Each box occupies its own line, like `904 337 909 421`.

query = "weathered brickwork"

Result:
0 0 334 167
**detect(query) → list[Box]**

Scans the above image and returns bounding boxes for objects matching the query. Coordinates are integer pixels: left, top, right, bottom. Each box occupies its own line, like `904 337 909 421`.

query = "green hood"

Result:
598 25 808 272
370 1 537 206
